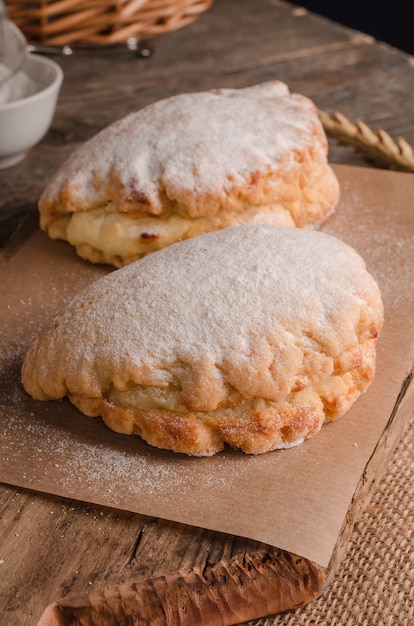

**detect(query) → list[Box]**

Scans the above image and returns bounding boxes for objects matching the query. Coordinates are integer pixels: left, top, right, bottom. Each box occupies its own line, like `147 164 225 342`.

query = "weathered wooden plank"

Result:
36 551 326 626
0 483 327 625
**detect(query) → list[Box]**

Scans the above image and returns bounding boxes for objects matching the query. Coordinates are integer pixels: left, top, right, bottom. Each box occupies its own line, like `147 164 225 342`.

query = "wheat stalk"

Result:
319 109 414 173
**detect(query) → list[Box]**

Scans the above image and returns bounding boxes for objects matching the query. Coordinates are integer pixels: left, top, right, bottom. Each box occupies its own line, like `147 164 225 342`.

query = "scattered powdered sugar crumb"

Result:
323 185 414 318
2 173 412 511
1 368 261 504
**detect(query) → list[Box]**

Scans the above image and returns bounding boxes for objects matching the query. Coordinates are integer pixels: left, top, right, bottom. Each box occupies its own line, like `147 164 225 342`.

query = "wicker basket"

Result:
5 0 213 46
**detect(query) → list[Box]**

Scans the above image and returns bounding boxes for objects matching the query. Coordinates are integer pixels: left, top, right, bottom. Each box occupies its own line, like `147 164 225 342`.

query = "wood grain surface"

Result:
1 1 414 624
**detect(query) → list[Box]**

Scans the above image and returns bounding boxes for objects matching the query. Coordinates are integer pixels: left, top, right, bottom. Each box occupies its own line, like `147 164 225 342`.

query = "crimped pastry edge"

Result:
67 339 377 456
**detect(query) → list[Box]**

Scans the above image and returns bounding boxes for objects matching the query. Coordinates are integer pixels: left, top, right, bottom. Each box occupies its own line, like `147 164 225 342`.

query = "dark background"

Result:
290 1 414 55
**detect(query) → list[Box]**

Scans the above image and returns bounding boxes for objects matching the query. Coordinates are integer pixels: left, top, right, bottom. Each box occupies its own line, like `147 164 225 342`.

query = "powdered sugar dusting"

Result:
1 358 259 505
42 81 325 213
323 177 414 322
23 225 383 404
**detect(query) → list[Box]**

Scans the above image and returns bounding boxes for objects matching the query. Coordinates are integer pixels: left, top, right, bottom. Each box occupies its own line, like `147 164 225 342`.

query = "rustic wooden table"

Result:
1 1 413 625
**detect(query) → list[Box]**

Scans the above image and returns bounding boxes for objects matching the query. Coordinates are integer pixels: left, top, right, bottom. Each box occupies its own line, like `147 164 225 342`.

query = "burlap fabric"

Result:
247 417 413 626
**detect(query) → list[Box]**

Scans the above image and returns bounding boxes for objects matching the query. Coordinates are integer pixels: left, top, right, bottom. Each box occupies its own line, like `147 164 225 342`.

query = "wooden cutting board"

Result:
1 164 413 625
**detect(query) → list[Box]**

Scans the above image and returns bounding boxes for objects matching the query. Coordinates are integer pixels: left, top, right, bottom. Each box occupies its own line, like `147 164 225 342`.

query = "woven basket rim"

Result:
5 0 213 45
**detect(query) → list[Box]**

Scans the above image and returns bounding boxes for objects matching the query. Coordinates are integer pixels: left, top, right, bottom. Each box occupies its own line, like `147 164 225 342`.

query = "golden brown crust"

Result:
22 225 383 456
38 81 340 267
66 338 376 456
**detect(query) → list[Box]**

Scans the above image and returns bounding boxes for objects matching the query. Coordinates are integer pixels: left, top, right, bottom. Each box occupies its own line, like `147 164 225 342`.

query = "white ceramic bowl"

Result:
0 53 63 169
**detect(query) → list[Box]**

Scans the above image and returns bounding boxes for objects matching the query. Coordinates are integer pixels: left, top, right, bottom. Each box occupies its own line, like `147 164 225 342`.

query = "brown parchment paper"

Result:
1 164 413 569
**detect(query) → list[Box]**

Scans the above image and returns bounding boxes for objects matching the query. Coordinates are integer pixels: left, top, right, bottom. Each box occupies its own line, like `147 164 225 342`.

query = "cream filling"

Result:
64 202 295 259
66 203 191 257
109 384 187 413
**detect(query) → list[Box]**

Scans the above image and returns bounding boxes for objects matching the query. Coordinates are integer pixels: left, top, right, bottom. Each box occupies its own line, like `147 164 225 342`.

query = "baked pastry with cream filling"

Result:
22 224 383 457
38 81 340 267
